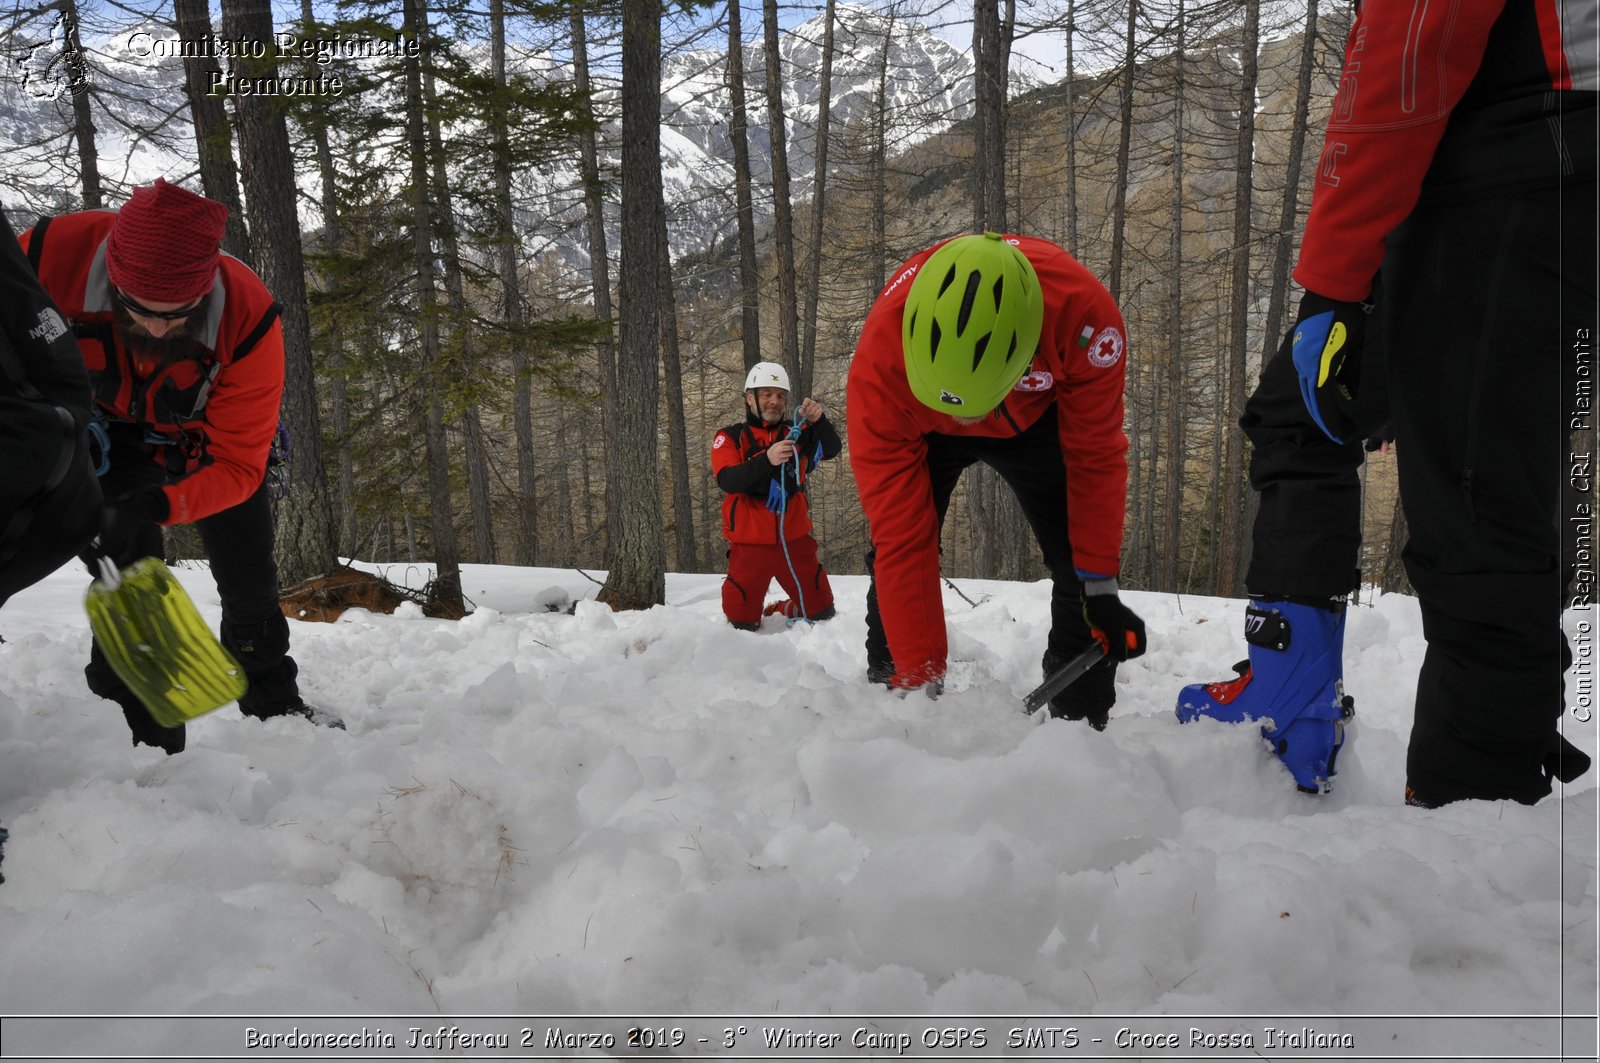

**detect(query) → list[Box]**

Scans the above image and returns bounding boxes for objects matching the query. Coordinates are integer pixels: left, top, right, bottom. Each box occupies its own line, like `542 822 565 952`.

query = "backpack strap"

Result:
24 216 51 274
232 301 281 363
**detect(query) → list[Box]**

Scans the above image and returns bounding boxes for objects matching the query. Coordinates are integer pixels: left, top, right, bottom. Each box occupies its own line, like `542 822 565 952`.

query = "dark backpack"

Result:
0 205 101 607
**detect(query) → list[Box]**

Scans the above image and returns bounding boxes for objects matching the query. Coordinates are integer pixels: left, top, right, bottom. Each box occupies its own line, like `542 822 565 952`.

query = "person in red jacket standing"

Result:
1178 1 1595 801
847 232 1146 723
19 178 338 754
713 361 840 629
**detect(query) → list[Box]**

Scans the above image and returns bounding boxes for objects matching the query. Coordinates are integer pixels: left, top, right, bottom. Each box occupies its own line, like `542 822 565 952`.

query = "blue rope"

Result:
87 413 110 477
775 422 809 626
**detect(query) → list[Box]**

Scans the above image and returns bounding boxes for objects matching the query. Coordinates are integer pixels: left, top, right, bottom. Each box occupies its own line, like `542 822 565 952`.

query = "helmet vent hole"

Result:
928 320 942 362
1005 332 1019 362
992 275 1005 308
936 265 957 298
971 332 991 371
957 271 982 334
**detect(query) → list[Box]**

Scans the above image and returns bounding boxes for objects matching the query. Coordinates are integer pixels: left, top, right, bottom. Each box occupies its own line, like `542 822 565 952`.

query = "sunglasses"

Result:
114 289 204 321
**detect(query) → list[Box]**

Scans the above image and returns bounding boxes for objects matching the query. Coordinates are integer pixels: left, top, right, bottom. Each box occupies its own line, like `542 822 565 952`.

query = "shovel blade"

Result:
84 557 247 728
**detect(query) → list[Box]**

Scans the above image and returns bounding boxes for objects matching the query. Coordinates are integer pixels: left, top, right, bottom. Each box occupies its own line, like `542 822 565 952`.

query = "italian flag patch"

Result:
1077 324 1094 347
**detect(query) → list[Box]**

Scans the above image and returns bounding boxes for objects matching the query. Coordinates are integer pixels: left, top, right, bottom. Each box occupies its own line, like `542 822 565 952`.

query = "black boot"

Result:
225 614 303 721
118 696 186 755
88 652 184 754
1043 645 1115 730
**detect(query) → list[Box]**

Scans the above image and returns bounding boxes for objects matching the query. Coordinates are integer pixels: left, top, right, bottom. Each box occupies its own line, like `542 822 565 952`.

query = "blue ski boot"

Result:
1176 597 1355 793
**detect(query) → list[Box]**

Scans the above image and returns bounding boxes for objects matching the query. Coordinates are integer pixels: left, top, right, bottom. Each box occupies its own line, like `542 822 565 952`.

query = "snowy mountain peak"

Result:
654 3 1042 256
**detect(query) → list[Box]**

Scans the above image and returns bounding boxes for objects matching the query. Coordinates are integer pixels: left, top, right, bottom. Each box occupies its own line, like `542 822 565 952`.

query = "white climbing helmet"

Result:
744 361 790 392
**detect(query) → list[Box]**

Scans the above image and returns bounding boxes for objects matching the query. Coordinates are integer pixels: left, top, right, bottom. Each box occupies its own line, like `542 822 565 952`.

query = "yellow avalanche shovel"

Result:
84 556 248 728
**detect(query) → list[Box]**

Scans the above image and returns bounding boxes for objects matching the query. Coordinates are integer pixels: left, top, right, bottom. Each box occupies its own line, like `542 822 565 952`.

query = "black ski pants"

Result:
1394 183 1595 805
1243 179 1596 805
1242 287 1389 598
83 424 302 727
864 406 1115 715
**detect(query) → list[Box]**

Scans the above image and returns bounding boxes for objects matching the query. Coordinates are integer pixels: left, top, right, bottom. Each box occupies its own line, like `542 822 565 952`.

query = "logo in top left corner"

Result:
28 308 69 346
16 9 89 102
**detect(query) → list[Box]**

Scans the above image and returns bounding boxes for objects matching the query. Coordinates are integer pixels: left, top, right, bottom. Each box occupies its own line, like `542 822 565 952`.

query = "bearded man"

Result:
19 178 337 753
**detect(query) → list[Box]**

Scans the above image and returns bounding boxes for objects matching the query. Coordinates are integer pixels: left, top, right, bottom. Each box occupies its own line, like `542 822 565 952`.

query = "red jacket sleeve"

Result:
713 426 769 494
711 427 743 477
1294 0 1508 301
1032 246 1129 578
162 316 284 524
846 290 947 687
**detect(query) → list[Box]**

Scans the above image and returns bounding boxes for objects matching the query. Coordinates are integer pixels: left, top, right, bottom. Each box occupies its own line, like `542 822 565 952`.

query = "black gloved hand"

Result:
1082 580 1147 661
95 486 168 562
1290 290 1372 444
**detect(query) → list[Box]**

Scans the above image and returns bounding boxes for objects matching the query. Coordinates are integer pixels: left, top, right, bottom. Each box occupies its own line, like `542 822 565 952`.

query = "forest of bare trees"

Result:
0 0 1413 612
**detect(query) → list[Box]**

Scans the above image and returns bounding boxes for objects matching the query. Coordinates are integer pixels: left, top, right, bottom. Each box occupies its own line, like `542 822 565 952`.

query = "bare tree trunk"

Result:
1145 360 1161 582
762 0 801 383
571 2 621 560
219 0 340 588
1161 0 1187 593
869 14 892 296
972 0 1007 231
698 352 716 565
657 217 698 572
460 414 496 563
1063 0 1077 251
295 0 355 556
418 26 495 565
597 0 666 610
401 0 462 607
555 401 575 564
1215 0 1260 598
60 0 101 209
332 367 355 556
1209 283 1225 586
1380 491 1412 594
174 0 250 263
798 0 837 402
491 0 537 565
1126 362 1144 578
1263 0 1320 350
1108 0 1137 301
726 0 762 371
579 412 595 550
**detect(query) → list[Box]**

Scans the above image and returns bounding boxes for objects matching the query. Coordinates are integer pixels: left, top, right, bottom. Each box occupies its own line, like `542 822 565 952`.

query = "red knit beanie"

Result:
106 178 228 304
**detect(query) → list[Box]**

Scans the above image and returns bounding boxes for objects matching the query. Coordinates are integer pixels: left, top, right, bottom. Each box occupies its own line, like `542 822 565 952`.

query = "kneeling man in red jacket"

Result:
712 362 840 629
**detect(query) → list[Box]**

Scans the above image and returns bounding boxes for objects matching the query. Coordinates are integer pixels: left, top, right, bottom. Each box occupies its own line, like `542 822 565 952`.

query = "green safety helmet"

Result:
902 232 1044 415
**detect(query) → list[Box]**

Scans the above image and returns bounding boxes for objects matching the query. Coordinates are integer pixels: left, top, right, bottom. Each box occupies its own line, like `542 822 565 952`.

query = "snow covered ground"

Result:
0 561 1595 1060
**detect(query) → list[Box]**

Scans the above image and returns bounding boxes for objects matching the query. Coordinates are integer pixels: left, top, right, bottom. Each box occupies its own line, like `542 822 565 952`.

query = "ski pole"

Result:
1022 641 1106 715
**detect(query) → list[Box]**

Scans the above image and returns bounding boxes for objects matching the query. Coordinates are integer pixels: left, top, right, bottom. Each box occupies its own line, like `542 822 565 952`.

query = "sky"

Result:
0 558 1595 1060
